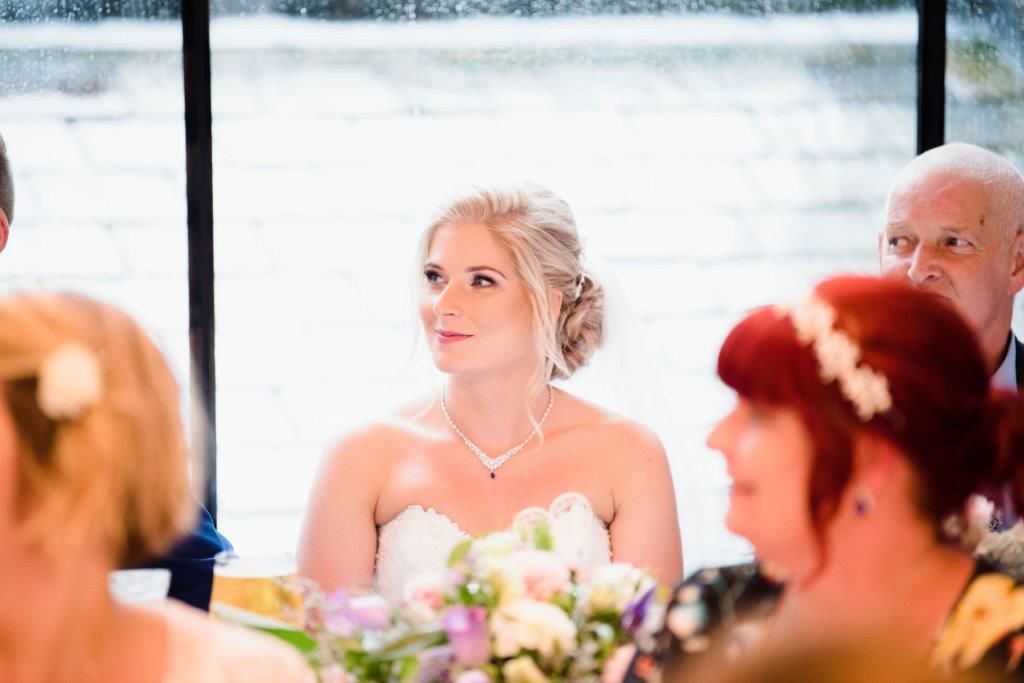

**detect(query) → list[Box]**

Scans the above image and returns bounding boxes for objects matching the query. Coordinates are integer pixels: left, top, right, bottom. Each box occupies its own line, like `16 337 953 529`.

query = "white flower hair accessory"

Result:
36 342 104 421
775 295 893 421
573 273 587 301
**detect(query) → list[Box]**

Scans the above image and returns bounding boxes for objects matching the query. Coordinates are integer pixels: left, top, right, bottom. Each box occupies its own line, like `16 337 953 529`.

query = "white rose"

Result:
493 548 573 602
490 599 577 662
584 563 652 614
36 342 103 420
473 531 521 560
473 531 524 580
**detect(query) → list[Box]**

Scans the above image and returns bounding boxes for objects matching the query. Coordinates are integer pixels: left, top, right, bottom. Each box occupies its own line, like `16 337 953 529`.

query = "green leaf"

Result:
376 630 447 661
448 539 473 567
398 656 420 683
534 523 554 551
252 626 319 654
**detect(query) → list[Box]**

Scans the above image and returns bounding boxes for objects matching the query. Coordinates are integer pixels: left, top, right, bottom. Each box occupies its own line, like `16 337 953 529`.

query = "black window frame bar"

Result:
179 1 951 527
181 0 218 524
917 0 947 153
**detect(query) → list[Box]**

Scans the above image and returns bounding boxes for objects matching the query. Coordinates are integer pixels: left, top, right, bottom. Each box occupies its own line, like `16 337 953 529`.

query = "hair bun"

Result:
555 272 604 379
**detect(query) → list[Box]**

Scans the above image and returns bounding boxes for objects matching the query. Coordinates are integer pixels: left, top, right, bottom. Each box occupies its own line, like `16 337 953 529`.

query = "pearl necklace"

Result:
440 385 555 479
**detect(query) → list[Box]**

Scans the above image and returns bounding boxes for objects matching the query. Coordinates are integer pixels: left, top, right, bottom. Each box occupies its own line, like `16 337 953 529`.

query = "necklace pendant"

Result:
441 385 555 478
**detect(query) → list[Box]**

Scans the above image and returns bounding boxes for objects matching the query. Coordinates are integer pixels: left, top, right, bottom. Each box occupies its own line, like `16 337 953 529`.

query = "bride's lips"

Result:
436 329 473 344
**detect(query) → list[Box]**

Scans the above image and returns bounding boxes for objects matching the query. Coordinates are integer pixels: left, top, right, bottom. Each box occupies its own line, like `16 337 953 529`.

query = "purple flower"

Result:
324 590 356 637
621 585 655 635
322 590 391 634
348 594 391 630
442 606 490 667
416 645 455 683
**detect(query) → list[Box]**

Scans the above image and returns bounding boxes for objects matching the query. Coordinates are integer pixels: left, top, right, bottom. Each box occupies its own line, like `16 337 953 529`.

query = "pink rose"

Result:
601 644 636 683
504 551 570 602
404 572 448 611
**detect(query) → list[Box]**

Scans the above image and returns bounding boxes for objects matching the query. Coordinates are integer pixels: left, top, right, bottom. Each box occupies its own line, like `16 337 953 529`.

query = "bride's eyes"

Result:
423 269 496 288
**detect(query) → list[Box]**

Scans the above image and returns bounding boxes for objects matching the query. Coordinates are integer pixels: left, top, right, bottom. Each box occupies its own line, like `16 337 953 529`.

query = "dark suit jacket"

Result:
1015 337 1024 389
145 504 231 611
986 335 1023 529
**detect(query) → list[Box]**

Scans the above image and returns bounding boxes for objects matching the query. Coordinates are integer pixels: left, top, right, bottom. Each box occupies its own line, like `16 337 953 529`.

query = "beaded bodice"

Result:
373 492 611 602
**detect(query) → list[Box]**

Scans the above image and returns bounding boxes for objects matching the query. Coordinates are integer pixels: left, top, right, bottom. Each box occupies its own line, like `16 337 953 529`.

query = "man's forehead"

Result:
887 170 987 220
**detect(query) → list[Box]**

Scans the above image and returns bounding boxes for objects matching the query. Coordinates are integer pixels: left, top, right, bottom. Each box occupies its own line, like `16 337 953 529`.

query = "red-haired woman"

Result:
627 275 1024 681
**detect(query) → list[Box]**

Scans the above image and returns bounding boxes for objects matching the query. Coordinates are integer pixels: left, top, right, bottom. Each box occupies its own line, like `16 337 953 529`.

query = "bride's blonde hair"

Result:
0 292 195 566
419 183 605 405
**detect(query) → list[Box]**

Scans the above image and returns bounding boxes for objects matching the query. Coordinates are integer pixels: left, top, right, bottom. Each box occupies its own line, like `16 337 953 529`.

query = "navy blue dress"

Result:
145 505 232 611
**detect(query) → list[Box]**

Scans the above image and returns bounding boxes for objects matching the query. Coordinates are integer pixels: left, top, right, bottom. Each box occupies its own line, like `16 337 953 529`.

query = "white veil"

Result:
556 254 674 439
556 253 709 575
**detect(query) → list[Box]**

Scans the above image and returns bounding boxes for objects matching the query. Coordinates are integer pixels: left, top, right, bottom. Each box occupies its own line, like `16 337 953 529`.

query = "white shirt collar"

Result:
993 334 1017 391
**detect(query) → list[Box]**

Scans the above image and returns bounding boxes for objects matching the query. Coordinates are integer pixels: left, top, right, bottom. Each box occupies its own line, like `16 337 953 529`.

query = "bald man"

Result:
880 142 1024 527
880 142 1024 389
0 133 12 253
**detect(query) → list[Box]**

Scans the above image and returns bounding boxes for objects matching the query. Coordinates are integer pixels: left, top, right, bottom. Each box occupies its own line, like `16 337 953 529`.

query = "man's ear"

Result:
877 229 884 271
0 212 8 254
1009 226 1024 296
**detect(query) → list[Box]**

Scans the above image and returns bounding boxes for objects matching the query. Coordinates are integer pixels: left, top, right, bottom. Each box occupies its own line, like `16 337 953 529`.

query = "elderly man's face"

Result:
880 169 1021 358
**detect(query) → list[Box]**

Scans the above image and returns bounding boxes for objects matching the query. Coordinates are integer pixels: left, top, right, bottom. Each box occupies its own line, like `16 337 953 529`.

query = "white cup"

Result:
109 568 172 604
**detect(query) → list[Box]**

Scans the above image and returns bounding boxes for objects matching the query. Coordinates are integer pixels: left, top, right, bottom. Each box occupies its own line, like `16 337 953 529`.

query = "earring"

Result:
854 485 875 516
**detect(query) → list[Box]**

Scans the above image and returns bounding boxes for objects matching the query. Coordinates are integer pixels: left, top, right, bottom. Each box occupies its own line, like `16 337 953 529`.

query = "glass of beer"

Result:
209 551 304 628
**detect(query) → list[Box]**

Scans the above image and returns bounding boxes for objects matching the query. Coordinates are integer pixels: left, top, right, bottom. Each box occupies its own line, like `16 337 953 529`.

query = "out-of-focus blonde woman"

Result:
0 292 310 682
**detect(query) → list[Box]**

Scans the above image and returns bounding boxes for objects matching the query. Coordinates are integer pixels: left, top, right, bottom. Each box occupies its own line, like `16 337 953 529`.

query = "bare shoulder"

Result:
319 403 437 482
329 419 412 456
154 601 312 681
554 390 666 460
326 395 434 454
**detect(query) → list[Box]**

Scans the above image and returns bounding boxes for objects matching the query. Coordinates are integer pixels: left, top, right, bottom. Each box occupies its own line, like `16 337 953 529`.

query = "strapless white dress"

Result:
373 492 611 602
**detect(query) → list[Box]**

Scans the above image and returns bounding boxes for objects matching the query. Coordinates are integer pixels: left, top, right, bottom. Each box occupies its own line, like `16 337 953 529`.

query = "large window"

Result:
947 0 1024 169
208 2 917 571
7 0 1015 572
0 7 192 467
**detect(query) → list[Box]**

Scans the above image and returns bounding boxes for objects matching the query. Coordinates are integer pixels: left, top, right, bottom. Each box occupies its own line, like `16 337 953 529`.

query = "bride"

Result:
297 183 682 600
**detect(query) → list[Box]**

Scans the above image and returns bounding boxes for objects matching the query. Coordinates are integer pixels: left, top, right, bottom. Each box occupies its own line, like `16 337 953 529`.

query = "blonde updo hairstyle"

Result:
0 293 195 567
420 183 605 404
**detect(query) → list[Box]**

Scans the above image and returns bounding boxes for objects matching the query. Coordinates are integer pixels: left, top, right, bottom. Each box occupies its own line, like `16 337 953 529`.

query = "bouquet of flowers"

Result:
264 523 663 682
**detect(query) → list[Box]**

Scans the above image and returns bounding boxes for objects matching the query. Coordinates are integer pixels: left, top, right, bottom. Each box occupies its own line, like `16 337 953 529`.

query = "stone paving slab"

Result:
3 223 125 277
216 325 413 387
584 210 756 262
745 207 884 257
0 120 89 171
217 388 299 448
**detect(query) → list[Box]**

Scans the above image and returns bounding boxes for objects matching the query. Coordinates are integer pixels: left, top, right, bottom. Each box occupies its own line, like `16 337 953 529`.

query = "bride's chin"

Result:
723 509 746 537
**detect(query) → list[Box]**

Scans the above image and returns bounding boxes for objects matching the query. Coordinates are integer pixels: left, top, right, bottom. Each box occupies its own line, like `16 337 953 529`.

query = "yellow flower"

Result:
502 656 550 683
931 574 1024 672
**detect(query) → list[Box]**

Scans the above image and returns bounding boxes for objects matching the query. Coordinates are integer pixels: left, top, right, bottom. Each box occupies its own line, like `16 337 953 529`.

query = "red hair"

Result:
718 275 1021 539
